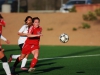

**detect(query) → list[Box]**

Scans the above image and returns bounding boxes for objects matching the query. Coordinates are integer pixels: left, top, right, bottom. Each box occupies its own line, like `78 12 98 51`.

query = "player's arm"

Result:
1 35 10 44
27 27 42 37
18 25 27 36
27 34 42 37
18 32 27 36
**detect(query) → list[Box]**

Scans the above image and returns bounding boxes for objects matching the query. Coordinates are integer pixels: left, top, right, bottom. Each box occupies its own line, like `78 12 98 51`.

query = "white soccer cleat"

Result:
28 68 35 72
20 67 28 70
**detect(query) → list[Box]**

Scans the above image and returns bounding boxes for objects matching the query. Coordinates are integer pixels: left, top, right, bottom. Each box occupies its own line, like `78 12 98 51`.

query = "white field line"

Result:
37 54 100 60
0 54 100 63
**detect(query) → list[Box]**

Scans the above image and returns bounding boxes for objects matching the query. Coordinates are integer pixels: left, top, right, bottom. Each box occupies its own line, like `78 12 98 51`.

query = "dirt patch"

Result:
1 12 100 46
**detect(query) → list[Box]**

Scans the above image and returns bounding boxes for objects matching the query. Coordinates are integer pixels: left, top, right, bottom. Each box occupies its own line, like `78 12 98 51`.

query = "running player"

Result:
0 35 13 75
0 14 16 75
0 14 6 50
8 16 33 70
11 17 42 74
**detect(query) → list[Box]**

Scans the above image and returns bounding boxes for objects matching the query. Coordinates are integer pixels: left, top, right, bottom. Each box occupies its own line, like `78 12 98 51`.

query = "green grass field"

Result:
0 45 100 75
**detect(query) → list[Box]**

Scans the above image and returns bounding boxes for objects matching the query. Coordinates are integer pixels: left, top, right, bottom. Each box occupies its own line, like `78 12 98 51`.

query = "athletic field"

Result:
0 45 100 75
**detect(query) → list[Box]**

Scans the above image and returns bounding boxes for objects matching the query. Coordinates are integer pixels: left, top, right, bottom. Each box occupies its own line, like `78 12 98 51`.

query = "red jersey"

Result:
25 26 42 45
0 19 5 34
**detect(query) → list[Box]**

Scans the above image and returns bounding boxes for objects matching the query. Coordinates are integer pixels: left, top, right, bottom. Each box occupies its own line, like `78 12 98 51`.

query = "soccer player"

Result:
8 16 33 70
0 14 16 75
11 17 42 74
0 14 6 50
0 35 11 75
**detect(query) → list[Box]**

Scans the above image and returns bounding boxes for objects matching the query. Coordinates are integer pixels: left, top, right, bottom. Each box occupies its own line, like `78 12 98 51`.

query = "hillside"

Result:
1 12 100 46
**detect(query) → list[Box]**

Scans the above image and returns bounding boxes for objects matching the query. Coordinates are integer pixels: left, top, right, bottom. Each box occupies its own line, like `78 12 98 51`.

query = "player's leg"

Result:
8 54 20 63
18 43 28 70
12 43 23 59
28 49 39 72
21 54 29 70
0 51 11 75
8 44 23 63
11 53 26 74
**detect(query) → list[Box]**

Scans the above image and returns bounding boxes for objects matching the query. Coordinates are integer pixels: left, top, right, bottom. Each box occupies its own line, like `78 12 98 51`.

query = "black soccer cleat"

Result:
11 67 16 74
11 73 19 75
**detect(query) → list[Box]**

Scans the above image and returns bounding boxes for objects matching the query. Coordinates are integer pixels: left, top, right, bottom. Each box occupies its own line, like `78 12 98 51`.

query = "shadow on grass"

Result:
36 62 56 67
0 69 5 75
59 47 100 57
15 62 56 74
0 74 6 75
34 66 64 74
15 66 64 75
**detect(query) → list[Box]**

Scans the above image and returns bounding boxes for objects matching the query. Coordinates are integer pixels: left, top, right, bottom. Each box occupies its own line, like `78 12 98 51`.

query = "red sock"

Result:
30 58 38 68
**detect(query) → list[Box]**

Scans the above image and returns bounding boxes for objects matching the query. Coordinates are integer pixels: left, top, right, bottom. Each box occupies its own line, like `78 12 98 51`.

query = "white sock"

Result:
21 58 27 68
12 55 20 59
2 62 11 75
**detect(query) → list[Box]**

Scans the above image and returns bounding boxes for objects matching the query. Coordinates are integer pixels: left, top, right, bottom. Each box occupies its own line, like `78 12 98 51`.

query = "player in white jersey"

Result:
8 16 33 70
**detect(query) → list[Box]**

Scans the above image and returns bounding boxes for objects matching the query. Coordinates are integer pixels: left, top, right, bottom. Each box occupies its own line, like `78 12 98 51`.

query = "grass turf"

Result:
0 45 100 75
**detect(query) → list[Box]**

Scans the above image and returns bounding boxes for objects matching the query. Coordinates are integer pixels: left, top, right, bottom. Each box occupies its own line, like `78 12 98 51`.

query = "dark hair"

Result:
24 16 32 23
32 17 40 23
0 14 3 19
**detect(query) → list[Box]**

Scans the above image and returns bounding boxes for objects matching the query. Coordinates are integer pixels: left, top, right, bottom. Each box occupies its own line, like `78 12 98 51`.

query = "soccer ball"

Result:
59 33 69 43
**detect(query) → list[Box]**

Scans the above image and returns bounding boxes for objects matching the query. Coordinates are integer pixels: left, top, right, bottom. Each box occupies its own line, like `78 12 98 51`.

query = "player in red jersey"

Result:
0 14 6 50
8 16 33 71
0 14 5 33
0 14 17 75
11 17 42 74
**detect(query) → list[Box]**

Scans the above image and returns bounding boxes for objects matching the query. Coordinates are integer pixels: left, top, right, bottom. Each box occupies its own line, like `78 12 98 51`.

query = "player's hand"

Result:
38 34 43 36
27 33 31 36
5 40 10 44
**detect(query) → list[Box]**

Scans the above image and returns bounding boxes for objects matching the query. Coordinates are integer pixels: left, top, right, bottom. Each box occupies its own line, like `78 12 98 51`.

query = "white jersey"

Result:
18 25 28 45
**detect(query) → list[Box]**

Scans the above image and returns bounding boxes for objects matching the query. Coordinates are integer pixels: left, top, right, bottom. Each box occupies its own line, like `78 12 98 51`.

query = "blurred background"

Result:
0 0 100 46
1 1 100 75
0 0 100 13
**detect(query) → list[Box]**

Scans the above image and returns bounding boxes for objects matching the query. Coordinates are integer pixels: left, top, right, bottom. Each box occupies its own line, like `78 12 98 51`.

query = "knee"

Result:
0 56 7 62
19 57 23 60
34 54 39 59
25 54 29 58
32 50 39 59
19 56 25 60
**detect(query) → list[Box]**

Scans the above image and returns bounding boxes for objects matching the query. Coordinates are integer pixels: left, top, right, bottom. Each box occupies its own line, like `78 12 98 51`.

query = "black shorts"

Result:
18 43 24 50
0 34 1 38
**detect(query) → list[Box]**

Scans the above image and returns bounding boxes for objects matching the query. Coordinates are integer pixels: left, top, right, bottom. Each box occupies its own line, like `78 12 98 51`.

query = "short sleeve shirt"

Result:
25 26 42 45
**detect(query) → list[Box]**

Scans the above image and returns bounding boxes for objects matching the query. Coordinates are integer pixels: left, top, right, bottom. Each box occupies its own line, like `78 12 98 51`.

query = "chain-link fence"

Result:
1 0 100 12
28 0 68 10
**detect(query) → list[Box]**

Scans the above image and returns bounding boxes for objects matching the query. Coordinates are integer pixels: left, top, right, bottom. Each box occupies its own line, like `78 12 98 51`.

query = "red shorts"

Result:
22 44 39 54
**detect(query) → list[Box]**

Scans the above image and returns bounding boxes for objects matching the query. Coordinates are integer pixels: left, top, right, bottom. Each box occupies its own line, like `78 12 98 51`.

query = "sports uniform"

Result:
0 19 5 35
22 26 42 54
0 35 11 75
18 25 28 49
0 17 12 75
11 17 41 74
8 25 29 70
